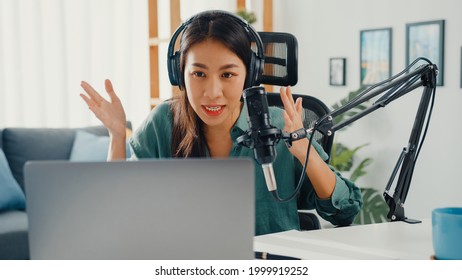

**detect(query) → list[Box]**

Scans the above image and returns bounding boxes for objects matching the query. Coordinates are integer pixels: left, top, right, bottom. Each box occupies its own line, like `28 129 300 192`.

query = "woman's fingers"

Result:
281 86 300 119
79 91 104 117
295 96 303 115
80 81 105 105
81 79 121 107
104 79 120 103
280 86 303 128
79 93 94 108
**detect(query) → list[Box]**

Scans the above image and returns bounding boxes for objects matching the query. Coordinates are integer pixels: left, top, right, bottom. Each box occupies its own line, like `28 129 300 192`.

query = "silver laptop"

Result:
24 158 255 260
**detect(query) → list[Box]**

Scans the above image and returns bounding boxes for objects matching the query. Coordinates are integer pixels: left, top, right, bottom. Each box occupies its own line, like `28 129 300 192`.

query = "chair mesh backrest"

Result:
266 93 334 159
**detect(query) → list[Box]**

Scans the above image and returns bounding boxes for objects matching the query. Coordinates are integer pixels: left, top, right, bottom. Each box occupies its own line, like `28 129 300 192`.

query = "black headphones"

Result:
167 10 265 89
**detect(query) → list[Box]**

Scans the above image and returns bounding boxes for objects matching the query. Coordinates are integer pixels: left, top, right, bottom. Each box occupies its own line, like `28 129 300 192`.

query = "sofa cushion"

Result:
0 149 26 211
69 130 110 161
2 126 110 191
0 211 29 259
70 130 132 161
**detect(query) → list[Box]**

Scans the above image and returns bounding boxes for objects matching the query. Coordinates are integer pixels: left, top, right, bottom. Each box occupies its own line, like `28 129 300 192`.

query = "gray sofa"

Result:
0 125 125 259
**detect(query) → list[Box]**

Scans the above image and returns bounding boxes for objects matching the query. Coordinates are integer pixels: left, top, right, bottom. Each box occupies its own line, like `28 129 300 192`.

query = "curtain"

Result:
0 0 150 129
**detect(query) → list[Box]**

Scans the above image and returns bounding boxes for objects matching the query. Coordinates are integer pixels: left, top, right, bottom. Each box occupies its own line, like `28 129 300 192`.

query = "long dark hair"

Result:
170 11 252 157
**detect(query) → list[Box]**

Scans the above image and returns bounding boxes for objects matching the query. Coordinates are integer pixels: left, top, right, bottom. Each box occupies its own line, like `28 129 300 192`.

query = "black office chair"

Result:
266 92 335 230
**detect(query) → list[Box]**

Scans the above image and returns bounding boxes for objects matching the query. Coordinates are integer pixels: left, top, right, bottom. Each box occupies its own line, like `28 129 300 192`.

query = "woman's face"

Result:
183 39 246 132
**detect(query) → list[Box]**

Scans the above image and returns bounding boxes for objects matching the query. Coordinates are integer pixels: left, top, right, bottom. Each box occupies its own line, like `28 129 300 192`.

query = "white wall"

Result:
273 0 462 220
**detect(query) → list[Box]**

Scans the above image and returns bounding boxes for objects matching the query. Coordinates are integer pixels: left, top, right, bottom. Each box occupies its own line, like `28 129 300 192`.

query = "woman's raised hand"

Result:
279 86 308 161
80 79 127 139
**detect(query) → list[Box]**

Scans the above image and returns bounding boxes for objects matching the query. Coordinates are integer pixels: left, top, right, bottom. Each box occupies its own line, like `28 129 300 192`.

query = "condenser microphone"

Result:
237 86 281 194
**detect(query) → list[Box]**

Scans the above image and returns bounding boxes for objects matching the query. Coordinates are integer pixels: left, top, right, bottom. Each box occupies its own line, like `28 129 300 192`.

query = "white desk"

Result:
254 218 433 259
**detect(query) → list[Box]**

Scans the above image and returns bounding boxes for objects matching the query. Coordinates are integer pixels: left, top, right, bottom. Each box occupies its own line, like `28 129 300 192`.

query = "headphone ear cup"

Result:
168 51 181 86
244 52 255 89
245 51 264 88
254 53 264 86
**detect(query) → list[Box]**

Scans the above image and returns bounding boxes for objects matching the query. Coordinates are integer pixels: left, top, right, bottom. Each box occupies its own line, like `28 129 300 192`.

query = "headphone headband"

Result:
167 10 265 89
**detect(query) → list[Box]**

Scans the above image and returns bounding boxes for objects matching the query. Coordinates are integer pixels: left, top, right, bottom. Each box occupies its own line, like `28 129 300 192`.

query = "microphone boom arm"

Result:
313 60 438 223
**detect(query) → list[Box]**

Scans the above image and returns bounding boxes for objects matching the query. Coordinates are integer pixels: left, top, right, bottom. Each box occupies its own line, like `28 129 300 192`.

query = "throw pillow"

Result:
69 130 109 161
0 148 26 211
69 130 131 161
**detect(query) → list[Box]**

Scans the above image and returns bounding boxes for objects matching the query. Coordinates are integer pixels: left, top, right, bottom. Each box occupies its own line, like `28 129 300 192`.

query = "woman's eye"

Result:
193 71 205 77
222 73 234 78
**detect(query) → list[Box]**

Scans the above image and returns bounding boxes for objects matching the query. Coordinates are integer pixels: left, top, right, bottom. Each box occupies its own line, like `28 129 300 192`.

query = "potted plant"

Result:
236 9 257 24
330 88 389 224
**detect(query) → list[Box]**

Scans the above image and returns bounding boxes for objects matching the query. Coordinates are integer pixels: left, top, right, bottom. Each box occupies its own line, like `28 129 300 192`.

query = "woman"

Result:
80 10 362 236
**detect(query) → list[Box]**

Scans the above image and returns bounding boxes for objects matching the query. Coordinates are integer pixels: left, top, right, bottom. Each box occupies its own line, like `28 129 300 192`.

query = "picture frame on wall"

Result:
329 57 346 86
406 20 445 86
460 47 462 88
360 28 392 86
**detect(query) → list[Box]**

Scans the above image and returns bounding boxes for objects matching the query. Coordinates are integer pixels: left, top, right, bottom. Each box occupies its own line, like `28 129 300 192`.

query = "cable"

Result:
271 123 318 203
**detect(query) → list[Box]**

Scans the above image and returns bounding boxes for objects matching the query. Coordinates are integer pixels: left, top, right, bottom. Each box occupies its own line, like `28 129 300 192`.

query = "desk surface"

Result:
254 218 433 259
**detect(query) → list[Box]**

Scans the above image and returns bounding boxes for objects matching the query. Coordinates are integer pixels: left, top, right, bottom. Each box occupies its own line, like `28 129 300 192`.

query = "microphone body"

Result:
238 86 280 193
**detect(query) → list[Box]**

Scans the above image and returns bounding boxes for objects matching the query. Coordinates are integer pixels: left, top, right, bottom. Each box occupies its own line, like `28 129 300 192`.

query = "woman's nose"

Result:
203 77 223 99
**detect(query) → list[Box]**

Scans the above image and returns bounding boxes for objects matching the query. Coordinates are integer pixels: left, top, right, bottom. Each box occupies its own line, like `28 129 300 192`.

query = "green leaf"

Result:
330 142 369 172
350 157 372 182
353 188 389 224
331 87 369 127
236 10 257 24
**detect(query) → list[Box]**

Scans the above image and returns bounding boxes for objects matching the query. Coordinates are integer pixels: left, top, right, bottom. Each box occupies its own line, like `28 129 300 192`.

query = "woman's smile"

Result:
202 105 225 116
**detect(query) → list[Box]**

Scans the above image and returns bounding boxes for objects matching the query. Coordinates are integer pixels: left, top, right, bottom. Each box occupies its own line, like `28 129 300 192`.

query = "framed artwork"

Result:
360 28 392 86
406 20 445 86
460 47 462 88
329 58 346 86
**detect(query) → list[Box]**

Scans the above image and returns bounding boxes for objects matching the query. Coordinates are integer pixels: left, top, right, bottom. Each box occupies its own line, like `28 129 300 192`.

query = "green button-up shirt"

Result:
129 101 362 236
